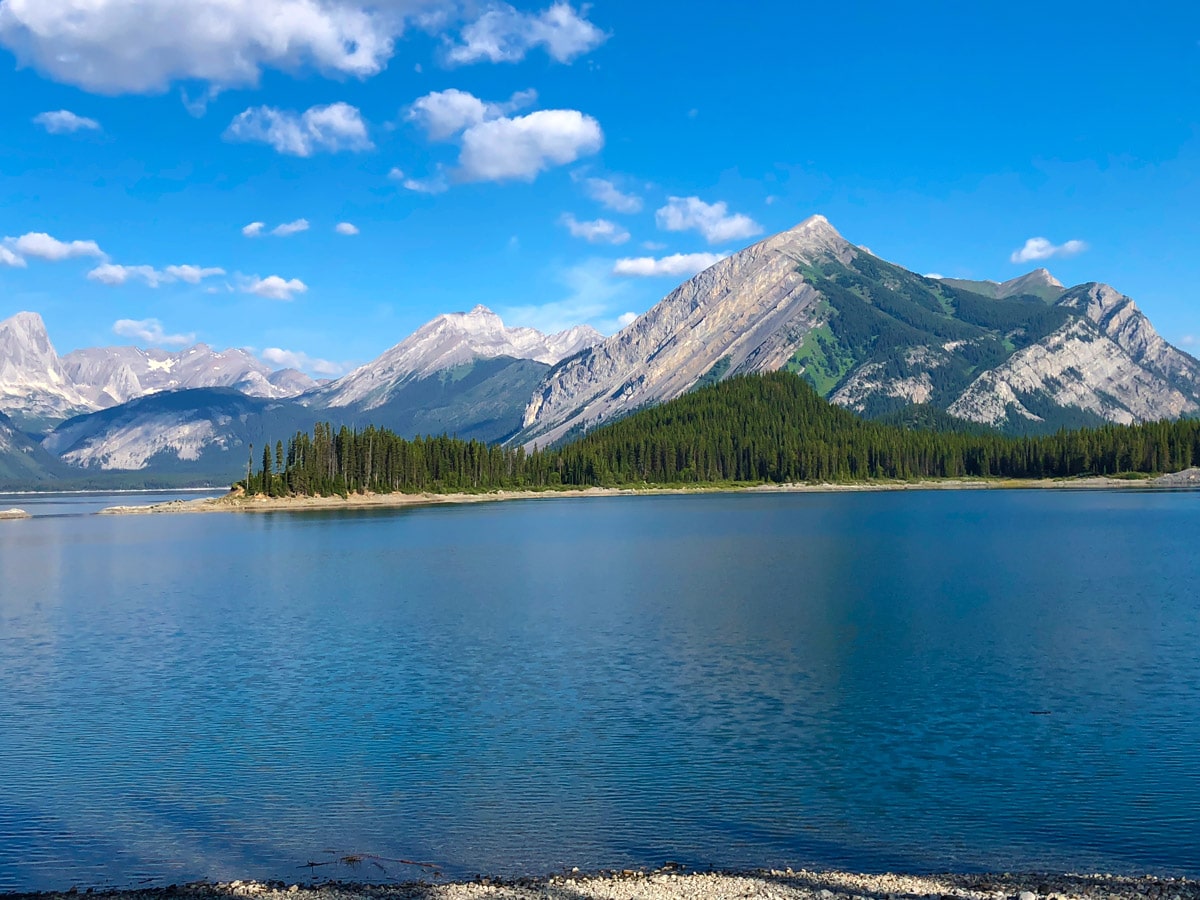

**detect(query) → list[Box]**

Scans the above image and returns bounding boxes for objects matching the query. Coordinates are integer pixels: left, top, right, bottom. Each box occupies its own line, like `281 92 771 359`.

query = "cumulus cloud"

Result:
243 275 308 301
580 175 642 213
0 246 26 268
0 0 425 94
242 221 266 237
612 252 726 278
3 232 105 262
560 214 629 245
271 218 311 237
445 2 605 65
88 263 169 287
389 167 450 194
655 197 762 245
113 318 195 347
225 103 372 157
406 89 602 184
407 87 536 139
33 109 101 134
616 311 638 328
261 347 347 376
335 222 360 235
88 262 225 287
459 109 602 181
1010 236 1088 264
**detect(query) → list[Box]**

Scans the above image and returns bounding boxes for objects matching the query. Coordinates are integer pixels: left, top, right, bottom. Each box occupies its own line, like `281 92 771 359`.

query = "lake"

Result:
1 489 1198 891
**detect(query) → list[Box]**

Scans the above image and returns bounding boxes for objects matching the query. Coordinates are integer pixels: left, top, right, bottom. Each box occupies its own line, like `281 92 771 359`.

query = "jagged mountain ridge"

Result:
517 216 1200 446
309 305 602 411
939 268 1065 303
62 344 318 406
0 312 97 431
32 307 600 474
0 311 318 432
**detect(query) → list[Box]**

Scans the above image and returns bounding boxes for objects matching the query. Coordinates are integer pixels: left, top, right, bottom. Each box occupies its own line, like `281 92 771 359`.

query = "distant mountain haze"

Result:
3 307 604 477
0 311 317 432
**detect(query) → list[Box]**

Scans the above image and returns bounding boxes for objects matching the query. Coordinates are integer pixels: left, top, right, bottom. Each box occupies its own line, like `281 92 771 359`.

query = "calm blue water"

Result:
1 490 1199 891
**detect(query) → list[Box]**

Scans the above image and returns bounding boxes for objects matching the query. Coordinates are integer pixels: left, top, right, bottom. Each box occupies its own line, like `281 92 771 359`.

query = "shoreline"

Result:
98 473 1193 516
5 868 1198 900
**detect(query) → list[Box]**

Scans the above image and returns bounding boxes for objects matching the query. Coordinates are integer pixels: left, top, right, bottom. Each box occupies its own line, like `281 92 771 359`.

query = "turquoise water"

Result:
1 490 1198 891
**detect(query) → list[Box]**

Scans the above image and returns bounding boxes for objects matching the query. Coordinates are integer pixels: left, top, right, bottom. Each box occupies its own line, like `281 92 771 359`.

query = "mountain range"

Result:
3 216 1198 487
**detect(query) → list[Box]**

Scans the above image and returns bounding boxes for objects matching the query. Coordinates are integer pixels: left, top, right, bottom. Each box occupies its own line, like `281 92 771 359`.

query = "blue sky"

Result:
1 0 1198 375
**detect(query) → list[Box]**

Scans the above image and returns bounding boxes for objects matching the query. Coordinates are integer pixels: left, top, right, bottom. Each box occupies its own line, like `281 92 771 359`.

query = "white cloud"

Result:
165 265 226 283
0 246 26 268
0 0 424 94
113 318 194 347
580 176 642 213
459 109 602 182
642 240 667 250
924 272 944 280
271 218 311 237
560 214 629 245
446 2 605 65
3 232 105 262
1179 335 1195 347
261 347 347 376
225 103 372 157
1010 236 1088 264
242 221 266 238
88 263 225 287
335 222 360 235
389 166 449 194
243 275 308 301
407 87 536 139
406 88 602 183
612 252 726 278
616 311 637 328
655 197 763 245
33 109 101 134
88 263 169 287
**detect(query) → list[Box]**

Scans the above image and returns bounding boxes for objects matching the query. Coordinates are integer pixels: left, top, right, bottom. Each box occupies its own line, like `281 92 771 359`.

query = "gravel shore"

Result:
97 473 1184 516
6 870 1198 900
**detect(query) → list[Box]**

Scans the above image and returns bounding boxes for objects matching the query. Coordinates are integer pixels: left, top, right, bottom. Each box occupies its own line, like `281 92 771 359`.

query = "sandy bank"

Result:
5 869 1198 900
0 507 31 520
97 474 1181 516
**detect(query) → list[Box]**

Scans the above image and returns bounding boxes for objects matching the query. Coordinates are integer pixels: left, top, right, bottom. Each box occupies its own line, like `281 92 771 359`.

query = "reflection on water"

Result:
1 490 1199 890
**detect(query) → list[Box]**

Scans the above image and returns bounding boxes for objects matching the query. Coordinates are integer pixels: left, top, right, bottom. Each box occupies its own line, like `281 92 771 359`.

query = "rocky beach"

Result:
96 471 1199 516
5 870 1198 900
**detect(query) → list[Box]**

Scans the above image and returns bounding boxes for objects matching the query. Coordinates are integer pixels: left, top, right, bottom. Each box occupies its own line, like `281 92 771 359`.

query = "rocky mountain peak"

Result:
0 311 96 431
518 216 854 447
309 307 603 411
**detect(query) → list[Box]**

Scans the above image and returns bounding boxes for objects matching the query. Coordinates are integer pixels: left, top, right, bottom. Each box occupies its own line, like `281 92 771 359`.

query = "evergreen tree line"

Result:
241 372 1200 496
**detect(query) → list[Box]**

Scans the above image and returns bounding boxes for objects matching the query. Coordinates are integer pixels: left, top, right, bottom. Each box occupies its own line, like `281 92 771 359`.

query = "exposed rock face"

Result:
42 389 300 473
948 284 1200 426
0 312 97 430
310 305 602 411
61 345 317 405
519 216 851 447
517 218 1200 444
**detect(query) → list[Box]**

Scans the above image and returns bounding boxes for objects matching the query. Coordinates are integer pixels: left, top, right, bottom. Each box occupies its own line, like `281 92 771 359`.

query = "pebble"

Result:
7 870 1199 900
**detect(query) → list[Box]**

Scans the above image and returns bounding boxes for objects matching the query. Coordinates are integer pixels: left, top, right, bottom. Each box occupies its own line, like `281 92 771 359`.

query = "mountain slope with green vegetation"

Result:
518 218 1200 444
243 372 1200 497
